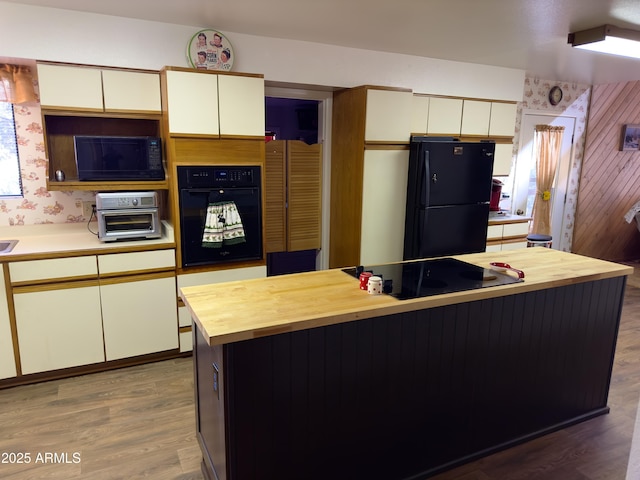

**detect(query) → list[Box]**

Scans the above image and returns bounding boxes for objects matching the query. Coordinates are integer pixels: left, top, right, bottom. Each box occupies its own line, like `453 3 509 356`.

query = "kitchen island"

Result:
180 248 633 480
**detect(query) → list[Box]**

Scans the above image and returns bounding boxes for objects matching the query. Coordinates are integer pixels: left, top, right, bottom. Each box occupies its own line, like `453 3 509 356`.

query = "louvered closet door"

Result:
287 140 322 251
265 140 287 253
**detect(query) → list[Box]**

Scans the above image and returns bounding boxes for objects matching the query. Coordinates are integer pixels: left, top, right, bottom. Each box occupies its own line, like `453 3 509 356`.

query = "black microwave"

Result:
73 135 165 181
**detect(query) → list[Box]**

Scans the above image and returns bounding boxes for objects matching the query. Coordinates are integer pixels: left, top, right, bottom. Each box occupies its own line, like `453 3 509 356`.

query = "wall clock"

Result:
186 29 234 71
549 86 563 106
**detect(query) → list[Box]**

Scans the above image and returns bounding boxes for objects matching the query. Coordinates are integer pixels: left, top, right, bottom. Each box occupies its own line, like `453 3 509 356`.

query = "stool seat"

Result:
526 234 552 242
527 233 552 248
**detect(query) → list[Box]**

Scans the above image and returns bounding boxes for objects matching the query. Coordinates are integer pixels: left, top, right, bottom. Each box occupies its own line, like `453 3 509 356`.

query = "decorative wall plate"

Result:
187 29 234 71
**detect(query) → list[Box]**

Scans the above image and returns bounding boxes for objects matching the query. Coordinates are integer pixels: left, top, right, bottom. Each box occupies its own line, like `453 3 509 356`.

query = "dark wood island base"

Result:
182 249 632 480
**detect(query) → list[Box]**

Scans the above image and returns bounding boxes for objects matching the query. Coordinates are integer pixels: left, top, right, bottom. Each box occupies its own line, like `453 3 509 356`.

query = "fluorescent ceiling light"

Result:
568 24 640 59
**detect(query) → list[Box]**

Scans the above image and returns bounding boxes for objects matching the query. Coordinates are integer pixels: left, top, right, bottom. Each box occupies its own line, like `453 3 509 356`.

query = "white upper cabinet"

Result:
493 143 514 176
410 95 430 134
37 63 161 113
489 102 518 137
37 64 103 111
218 74 265 137
461 100 491 136
365 89 413 142
426 97 463 135
164 69 265 137
165 69 220 135
102 70 161 113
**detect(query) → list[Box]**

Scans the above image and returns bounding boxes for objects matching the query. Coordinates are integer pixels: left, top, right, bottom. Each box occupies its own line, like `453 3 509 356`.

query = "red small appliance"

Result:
490 178 503 211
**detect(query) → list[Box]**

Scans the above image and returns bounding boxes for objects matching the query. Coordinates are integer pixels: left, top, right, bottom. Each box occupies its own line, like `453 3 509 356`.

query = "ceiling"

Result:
6 0 640 85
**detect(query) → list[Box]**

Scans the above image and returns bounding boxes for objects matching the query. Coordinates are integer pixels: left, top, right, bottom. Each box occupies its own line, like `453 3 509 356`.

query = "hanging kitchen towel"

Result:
624 200 640 223
202 201 246 248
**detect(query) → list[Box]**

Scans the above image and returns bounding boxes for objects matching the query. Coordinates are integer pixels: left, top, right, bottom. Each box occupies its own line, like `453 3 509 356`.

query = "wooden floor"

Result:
1 265 640 479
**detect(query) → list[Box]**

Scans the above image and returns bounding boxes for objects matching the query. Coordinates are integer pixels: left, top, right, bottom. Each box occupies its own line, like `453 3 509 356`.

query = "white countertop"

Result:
488 212 531 224
0 220 175 261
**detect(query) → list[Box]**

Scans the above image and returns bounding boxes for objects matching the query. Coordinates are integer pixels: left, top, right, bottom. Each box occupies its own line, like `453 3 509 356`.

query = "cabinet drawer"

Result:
486 224 504 240
9 256 97 283
98 249 175 274
503 222 529 237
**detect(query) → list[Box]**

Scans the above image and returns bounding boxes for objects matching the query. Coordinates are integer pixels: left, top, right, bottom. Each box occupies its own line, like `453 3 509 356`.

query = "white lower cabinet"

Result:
14 283 105 375
0 268 16 379
100 274 178 361
10 249 179 376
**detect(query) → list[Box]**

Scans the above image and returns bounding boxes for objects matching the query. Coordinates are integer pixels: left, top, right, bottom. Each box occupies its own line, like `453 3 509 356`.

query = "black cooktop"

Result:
342 257 523 300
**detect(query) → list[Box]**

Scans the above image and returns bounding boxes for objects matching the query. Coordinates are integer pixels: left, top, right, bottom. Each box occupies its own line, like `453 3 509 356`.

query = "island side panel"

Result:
196 276 626 480
194 326 227 480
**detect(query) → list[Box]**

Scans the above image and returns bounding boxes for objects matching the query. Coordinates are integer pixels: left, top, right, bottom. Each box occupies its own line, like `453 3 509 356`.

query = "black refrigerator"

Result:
403 137 495 260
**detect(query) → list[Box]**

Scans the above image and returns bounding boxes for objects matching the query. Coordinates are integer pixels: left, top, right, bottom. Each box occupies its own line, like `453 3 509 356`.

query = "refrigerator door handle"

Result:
421 150 430 207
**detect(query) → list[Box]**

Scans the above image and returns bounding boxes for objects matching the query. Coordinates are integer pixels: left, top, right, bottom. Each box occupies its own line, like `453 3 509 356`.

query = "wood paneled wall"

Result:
573 81 640 261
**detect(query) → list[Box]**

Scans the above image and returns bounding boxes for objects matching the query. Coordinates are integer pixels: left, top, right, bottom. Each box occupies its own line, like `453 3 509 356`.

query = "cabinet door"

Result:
360 149 409 265
427 97 463 135
14 283 104 374
461 100 491 136
100 275 178 361
0 268 16 379
102 70 161 113
493 143 514 176
410 95 429 134
265 141 287 253
489 102 518 137
37 64 103 111
165 70 219 135
365 89 413 142
218 75 265 137
287 141 322 251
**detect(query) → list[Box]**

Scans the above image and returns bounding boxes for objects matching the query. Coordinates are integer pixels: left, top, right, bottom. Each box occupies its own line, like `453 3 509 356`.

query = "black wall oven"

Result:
177 165 262 267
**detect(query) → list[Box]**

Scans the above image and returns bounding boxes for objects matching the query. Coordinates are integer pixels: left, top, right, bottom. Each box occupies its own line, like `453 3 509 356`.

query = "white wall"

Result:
0 1 525 101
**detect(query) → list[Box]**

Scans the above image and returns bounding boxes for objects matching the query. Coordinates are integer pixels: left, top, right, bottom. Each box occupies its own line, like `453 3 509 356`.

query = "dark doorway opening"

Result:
265 97 320 276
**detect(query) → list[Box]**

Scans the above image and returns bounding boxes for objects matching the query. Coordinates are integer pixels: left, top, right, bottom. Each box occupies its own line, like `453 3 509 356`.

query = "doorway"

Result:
512 112 575 251
264 86 332 273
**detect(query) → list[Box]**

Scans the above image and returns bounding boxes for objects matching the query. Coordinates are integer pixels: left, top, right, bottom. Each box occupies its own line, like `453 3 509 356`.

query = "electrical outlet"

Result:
82 201 95 219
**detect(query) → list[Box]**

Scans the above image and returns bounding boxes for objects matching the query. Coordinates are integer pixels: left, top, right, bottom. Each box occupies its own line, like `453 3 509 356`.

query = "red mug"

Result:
359 272 373 290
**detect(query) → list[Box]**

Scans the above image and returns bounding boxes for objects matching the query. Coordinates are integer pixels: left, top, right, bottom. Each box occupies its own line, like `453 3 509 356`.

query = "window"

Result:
0 102 22 197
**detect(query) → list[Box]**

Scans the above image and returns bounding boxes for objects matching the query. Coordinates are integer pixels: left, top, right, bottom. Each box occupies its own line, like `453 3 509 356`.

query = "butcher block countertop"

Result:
180 248 633 346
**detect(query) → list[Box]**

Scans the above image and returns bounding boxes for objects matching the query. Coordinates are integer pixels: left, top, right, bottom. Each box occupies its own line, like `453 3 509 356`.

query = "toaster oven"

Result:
95 192 162 242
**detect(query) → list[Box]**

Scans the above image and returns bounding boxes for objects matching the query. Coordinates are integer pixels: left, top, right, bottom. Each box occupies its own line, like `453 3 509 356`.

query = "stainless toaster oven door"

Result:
98 208 161 241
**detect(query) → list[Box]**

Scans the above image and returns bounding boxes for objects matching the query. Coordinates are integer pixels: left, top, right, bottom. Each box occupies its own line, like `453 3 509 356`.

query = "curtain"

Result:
530 125 564 235
0 64 37 104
